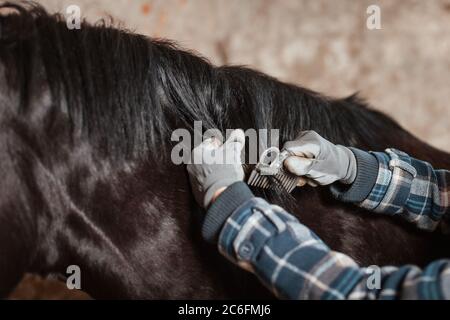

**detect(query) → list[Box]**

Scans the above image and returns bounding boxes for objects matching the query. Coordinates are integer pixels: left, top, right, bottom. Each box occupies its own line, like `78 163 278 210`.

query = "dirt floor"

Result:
8 0 450 299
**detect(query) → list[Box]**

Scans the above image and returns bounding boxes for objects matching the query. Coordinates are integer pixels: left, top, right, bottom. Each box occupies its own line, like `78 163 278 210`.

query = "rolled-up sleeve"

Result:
331 148 450 231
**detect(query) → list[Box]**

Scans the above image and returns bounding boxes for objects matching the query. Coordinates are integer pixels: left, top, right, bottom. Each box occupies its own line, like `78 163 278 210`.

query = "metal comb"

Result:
244 147 300 193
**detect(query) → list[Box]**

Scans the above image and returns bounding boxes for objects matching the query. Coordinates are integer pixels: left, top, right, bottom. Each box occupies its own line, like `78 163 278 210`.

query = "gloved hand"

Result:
187 129 245 208
282 131 357 186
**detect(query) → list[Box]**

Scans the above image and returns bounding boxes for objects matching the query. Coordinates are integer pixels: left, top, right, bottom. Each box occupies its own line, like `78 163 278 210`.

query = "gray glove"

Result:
282 131 357 186
187 129 245 208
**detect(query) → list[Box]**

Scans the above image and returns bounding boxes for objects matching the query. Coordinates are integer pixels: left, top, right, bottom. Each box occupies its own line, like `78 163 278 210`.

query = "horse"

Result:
1 2 449 299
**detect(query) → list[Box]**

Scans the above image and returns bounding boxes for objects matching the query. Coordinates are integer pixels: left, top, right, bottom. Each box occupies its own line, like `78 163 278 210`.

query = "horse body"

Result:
1 3 449 299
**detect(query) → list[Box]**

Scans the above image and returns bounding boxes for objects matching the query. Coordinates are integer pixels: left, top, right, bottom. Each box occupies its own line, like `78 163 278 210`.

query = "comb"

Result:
244 147 301 193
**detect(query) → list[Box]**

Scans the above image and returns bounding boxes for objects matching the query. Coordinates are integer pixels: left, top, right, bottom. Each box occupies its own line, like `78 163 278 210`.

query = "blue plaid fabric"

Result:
360 148 449 231
217 149 450 299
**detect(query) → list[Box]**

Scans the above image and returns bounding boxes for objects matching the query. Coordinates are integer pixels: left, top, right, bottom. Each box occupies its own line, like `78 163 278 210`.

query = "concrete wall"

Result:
9 0 450 299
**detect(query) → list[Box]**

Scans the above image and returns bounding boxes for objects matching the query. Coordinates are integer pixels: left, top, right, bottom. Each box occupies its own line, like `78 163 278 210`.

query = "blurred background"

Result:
9 0 450 299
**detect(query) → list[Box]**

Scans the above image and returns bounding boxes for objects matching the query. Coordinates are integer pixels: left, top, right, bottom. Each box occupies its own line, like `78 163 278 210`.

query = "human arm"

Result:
205 182 450 300
283 131 450 231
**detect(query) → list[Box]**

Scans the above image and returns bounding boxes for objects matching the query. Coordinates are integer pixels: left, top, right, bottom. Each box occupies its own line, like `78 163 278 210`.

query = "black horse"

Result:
1 3 449 299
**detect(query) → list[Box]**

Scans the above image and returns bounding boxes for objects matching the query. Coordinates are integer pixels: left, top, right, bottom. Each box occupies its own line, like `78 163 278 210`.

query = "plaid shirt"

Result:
359 149 449 231
214 149 450 299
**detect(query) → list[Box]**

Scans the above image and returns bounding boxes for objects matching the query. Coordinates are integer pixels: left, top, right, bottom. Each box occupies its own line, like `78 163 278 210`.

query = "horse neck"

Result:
0 73 259 298
0 126 39 296
0 83 140 297
6 124 236 298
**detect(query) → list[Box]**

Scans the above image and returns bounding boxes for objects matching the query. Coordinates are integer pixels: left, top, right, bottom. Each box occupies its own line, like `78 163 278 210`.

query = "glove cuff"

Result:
202 182 254 243
337 145 358 184
330 147 379 202
203 178 241 208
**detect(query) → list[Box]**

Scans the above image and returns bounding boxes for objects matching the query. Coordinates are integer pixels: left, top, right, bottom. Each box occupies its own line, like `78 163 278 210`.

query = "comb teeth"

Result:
243 147 299 193
246 168 299 193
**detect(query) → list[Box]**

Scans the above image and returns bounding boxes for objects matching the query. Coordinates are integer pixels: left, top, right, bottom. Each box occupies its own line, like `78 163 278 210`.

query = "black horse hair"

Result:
0 1 406 162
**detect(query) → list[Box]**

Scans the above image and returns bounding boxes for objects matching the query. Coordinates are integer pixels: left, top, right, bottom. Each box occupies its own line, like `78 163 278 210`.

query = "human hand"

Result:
282 131 357 186
187 129 245 208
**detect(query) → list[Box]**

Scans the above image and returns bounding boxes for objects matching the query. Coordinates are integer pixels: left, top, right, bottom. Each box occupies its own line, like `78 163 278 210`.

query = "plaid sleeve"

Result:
218 197 450 300
358 148 449 231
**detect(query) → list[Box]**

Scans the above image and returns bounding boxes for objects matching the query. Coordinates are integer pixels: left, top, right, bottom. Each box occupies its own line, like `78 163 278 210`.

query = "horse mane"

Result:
0 1 406 161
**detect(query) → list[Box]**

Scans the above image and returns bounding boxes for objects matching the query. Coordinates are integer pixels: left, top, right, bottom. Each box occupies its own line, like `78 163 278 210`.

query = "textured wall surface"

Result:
9 0 450 299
